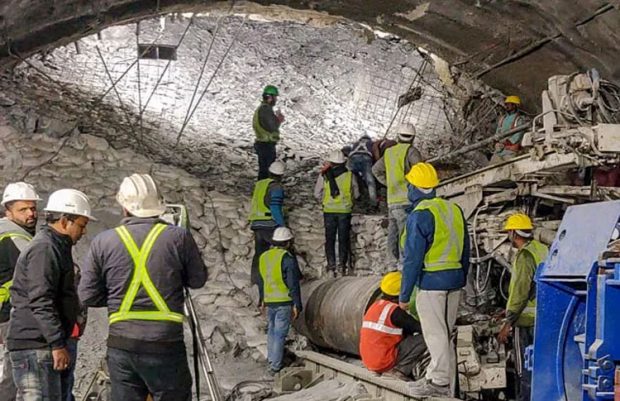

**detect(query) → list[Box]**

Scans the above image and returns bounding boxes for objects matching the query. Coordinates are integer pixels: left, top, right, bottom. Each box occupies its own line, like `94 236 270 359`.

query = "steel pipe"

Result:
293 276 382 356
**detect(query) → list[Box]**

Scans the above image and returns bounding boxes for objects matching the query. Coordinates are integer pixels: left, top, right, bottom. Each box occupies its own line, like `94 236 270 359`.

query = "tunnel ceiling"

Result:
1 1 619 109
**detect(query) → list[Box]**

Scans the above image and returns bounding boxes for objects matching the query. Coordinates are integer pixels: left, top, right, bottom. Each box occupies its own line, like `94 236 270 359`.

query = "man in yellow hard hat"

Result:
498 213 548 401
490 95 528 164
360 272 427 381
399 162 469 397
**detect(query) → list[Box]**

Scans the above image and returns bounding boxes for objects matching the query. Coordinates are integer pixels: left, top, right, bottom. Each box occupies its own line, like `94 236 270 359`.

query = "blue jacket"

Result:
399 186 470 303
250 181 285 229
257 251 303 311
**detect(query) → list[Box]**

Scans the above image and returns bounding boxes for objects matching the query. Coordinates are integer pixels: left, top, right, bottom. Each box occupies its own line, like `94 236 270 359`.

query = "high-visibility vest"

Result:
253 104 279 143
109 224 184 325
510 240 548 327
259 248 292 303
384 143 411 206
322 171 353 214
249 179 274 222
359 299 403 372
414 198 465 272
0 232 32 307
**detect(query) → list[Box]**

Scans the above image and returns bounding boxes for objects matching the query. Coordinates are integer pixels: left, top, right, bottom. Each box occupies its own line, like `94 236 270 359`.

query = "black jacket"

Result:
7 226 79 351
0 218 33 322
79 217 207 353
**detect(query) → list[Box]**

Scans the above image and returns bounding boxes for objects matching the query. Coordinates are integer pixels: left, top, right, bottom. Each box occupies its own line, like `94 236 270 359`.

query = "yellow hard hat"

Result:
405 162 439 189
380 271 402 296
504 95 521 105
503 213 534 231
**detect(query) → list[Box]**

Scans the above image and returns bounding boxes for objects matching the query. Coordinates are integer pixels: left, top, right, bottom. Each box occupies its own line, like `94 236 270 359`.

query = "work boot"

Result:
408 377 428 390
325 265 337 278
382 368 410 381
408 380 450 398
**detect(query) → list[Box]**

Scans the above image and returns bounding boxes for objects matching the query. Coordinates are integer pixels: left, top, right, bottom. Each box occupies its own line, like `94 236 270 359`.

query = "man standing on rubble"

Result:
343 135 377 207
258 227 302 375
314 150 359 276
8 189 95 401
79 174 207 401
399 162 469 398
372 123 422 267
254 85 285 180
498 213 548 401
360 271 427 381
490 96 528 163
249 161 286 287
0 182 41 401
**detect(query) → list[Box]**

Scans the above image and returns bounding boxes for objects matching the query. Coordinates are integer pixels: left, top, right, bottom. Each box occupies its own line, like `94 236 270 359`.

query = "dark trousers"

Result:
394 334 428 379
254 142 277 180
107 347 191 401
514 326 533 401
323 213 352 270
251 228 275 285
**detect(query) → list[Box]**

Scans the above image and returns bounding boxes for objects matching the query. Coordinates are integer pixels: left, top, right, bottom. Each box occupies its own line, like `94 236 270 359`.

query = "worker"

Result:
313 150 359 276
360 271 427 381
7 189 95 401
498 213 548 401
254 85 285 180
78 174 207 400
490 96 528 163
343 135 377 207
372 123 423 266
249 161 286 287
258 227 302 374
399 162 470 398
0 182 41 401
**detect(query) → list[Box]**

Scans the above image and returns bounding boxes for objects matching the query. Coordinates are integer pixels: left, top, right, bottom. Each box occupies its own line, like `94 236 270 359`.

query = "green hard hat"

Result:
263 85 279 96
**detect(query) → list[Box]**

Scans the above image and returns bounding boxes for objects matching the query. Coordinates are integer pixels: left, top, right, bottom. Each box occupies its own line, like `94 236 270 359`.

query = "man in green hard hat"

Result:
253 85 285 180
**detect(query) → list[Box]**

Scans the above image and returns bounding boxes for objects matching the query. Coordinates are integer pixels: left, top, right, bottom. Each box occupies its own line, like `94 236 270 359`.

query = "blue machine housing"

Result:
531 201 620 401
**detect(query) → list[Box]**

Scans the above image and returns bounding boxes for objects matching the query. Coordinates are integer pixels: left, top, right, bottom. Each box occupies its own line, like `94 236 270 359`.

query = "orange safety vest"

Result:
359 299 403 372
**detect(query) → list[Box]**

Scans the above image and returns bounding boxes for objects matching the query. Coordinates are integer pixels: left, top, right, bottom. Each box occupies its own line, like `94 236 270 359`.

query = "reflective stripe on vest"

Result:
249 179 274 222
323 171 353 213
361 301 403 335
253 105 278 143
414 198 465 272
0 232 32 305
359 299 403 372
259 248 292 303
384 143 410 206
109 224 184 325
512 240 548 324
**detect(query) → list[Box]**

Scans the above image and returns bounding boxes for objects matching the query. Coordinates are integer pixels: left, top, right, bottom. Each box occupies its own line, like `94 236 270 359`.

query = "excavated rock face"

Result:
1 1 619 109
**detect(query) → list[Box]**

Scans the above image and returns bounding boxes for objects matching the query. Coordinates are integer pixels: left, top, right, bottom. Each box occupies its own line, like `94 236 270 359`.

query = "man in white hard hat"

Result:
372 123 423 267
0 182 41 401
79 174 207 401
7 189 94 401
258 227 302 375
314 150 359 276
249 161 286 287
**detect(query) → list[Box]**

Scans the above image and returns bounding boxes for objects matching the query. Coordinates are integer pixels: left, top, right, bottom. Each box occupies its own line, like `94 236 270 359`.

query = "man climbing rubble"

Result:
360 271 428 381
314 150 359 276
254 85 285 180
498 213 548 401
0 182 41 401
342 135 377 207
490 95 528 164
399 162 470 398
8 189 95 401
258 227 302 375
249 161 286 287
372 123 422 267
79 174 207 401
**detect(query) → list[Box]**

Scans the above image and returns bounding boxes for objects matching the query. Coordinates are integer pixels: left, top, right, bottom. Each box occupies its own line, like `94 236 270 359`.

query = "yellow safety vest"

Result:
259 248 292 303
249 179 274 222
0 232 32 306
384 143 410 206
414 198 465 272
323 171 353 214
253 105 279 143
109 224 184 325
509 240 548 327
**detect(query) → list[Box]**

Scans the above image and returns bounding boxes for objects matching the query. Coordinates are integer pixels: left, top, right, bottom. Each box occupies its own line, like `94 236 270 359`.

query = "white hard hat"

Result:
327 150 346 164
396 123 416 142
44 189 97 221
116 174 166 218
268 161 285 176
272 227 294 242
2 182 42 206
